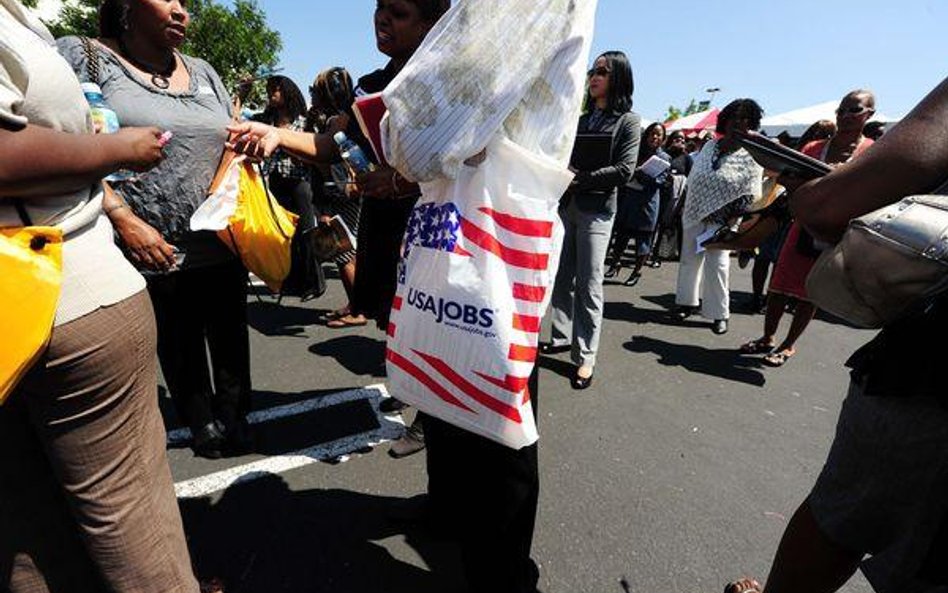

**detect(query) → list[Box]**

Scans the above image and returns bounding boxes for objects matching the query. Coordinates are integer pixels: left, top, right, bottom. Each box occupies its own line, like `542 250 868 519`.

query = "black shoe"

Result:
712 319 729 335
672 306 697 321
379 397 409 414
192 421 225 459
645 259 662 269
539 342 570 355
622 272 641 287
604 264 621 279
570 370 594 390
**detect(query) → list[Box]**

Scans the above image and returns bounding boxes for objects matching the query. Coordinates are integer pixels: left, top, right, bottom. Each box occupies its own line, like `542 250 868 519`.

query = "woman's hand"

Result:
109 207 177 271
226 121 282 159
113 127 166 172
326 114 350 136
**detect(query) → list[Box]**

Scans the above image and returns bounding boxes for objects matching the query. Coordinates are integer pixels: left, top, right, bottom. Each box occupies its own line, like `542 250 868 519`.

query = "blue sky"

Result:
235 0 945 121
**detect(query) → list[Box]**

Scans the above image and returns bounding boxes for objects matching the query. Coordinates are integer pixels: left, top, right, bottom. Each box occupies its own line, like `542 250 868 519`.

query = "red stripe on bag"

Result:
477 207 554 238
413 350 522 424
512 314 541 333
392 296 403 311
460 220 548 270
387 323 396 338
474 372 531 394
512 283 546 302
508 344 538 362
386 349 476 414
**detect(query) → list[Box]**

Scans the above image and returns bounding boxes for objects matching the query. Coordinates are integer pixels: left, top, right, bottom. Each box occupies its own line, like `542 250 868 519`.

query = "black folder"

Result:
737 130 832 179
570 133 613 172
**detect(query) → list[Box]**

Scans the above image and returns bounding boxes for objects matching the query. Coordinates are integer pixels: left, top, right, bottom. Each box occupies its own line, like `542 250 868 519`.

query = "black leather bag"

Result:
280 224 326 301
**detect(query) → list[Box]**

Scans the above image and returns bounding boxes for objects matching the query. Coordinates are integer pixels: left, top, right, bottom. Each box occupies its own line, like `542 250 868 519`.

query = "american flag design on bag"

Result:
385 138 573 449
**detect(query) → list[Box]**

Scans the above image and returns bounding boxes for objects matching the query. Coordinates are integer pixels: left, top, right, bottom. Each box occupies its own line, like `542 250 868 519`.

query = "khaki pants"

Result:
0 291 198 593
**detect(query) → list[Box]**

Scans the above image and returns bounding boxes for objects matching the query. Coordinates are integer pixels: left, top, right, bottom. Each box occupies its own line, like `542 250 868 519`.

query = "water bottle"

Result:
333 132 374 174
81 83 134 182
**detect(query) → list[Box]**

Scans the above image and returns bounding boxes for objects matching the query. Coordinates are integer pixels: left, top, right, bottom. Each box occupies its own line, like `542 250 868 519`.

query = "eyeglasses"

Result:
587 67 610 78
837 105 873 116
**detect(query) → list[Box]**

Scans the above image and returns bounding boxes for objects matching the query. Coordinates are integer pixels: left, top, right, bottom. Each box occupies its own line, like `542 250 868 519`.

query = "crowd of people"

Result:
1 0 947 592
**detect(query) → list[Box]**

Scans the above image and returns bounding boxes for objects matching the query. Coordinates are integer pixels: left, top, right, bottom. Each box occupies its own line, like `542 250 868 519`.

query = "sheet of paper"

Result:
639 155 671 178
695 227 718 254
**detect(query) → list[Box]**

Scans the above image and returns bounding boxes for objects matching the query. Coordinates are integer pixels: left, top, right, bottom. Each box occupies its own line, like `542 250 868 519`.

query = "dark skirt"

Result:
615 185 660 233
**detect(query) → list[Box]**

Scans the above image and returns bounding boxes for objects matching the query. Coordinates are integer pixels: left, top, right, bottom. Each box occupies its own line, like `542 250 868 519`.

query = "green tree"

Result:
664 98 703 122
21 0 39 8
42 0 281 101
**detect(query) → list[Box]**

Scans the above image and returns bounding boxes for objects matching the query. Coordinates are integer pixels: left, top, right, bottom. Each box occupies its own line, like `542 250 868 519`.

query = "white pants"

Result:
676 220 731 320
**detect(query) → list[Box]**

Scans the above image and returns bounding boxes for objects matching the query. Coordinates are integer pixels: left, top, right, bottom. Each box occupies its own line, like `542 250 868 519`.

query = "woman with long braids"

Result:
606 121 669 286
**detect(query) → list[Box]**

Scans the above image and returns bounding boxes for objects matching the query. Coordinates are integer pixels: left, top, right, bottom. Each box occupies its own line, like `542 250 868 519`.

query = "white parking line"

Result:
167 384 394 445
172 385 407 499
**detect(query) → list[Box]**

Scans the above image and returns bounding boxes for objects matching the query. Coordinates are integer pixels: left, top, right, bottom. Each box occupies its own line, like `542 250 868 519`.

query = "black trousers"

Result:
424 368 541 593
147 259 251 432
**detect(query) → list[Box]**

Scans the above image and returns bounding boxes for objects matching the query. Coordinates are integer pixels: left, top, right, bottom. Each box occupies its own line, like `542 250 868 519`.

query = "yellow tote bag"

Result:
0 213 63 404
208 151 297 293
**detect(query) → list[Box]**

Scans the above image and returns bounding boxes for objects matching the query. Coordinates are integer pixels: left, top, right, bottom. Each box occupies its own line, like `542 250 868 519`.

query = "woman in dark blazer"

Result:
541 50 640 389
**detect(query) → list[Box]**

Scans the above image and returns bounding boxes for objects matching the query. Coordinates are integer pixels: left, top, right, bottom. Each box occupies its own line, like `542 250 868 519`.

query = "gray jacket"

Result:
569 110 642 214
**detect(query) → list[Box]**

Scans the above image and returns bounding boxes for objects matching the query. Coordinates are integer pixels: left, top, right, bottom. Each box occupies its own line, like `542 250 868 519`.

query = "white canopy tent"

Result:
759 101 899 137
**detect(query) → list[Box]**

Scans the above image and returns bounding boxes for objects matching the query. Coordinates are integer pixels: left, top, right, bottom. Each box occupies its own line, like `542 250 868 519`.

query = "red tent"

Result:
665 108 719 135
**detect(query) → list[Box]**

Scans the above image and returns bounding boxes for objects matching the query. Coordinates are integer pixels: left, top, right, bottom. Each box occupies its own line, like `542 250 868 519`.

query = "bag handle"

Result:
13 200 32 226
79 36 101 84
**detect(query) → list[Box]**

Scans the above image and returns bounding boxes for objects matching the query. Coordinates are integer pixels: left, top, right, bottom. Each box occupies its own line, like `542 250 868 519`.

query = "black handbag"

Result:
279 224 327 301
256 174 327 302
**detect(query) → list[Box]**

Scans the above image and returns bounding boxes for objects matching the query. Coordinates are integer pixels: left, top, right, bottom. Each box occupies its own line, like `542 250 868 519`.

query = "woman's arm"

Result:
792 77 948 242
0 123 164 197
227 121 336 164
573 113 641 192
102 182 176 271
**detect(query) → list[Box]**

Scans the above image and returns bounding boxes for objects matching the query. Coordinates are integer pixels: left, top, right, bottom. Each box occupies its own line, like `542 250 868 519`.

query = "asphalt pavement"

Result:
162 260 876 593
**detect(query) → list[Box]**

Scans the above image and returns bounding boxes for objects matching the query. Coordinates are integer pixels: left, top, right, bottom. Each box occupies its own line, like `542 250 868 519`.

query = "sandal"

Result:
322 306 351 322
740 338 774 355
326 313 368 328
724 579 762 593
762 349 795 367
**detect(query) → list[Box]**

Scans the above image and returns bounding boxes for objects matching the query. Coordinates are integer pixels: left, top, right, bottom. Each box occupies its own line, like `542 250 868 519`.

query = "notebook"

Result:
570 133 613 172
352 92 389 167
737 130 832 179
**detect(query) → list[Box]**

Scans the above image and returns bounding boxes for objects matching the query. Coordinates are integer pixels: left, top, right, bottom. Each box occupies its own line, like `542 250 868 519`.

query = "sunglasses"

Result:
587 67 610 78
837 105 873 116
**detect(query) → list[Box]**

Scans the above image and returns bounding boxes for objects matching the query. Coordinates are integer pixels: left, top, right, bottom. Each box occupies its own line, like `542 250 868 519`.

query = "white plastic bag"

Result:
386 137 573 449
189 155 243 232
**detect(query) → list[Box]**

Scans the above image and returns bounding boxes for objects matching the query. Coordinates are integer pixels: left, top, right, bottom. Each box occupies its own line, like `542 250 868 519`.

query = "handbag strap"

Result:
13 199 33 227
79 36 101 84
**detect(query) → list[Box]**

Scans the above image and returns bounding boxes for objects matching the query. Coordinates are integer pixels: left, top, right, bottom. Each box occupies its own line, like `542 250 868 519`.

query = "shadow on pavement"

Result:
604 300 709 329
247 300 332 337
624 336 767 387
309 336 387 377
536 354 575 379
180 477 467 593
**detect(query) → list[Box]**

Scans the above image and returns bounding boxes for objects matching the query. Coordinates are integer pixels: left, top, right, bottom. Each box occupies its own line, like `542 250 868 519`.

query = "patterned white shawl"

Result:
682 139 763 227
381 0 598 183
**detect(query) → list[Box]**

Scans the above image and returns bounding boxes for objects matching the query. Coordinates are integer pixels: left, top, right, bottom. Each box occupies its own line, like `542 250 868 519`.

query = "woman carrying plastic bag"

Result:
381 1 597 590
